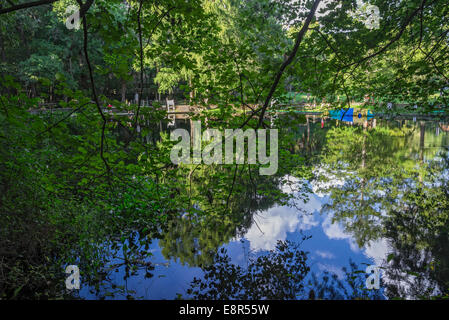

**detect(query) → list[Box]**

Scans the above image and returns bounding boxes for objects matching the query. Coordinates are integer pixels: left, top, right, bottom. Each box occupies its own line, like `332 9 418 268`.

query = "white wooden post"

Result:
167 99 176 127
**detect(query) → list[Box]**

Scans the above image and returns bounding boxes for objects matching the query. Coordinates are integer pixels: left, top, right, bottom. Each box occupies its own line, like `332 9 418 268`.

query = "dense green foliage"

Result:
1 0 449 300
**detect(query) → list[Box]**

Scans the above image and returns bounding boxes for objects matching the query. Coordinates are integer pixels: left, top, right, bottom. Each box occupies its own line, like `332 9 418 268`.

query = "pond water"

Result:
80 114 449 300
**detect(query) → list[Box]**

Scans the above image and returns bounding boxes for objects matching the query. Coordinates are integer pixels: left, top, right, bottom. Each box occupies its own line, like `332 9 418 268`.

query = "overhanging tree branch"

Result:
0 0 57 15
0 0 94 17
340 0 428 73
133 0 144 131
256 0 322 128
77 0 111 178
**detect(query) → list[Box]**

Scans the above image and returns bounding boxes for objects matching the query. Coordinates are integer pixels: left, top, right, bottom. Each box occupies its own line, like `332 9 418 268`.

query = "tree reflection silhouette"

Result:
186 239 385 300
186 239 310 300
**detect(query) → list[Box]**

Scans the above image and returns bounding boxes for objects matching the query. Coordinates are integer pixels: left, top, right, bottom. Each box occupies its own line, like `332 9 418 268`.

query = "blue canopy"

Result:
329 108 374 122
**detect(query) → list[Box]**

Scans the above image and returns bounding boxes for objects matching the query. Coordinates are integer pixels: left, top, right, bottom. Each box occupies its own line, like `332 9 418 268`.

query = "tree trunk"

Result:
0 31 5 63
420 121 426 162
121 79 127 102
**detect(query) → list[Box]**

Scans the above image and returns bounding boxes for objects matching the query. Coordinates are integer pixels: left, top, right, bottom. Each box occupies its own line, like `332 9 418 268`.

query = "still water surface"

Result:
81 114 449 300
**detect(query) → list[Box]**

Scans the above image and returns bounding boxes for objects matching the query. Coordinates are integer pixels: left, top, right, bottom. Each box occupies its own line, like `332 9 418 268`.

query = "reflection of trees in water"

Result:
186 239 310 300
169 119 449 299
313 120 449 298
383 164 449 299
315 121 449 247
157 114 316 267
308 260 384 300
163 119 449 300
186 239 384 300
96 116 314 296
158 164 292 267
316 123 418 246
289 115 330 156
159 215 247 266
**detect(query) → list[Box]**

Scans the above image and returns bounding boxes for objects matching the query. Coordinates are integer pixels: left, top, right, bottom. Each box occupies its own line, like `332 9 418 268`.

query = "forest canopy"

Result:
1 0 449 300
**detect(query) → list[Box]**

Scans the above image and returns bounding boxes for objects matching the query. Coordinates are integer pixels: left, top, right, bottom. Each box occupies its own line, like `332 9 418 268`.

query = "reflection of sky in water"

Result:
81 176 389 300
80 120 449 300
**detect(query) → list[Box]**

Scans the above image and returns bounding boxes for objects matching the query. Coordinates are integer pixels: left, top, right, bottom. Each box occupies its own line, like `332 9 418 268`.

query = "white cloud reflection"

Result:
315 250 336 259
243 194 322 252
242 174 390 268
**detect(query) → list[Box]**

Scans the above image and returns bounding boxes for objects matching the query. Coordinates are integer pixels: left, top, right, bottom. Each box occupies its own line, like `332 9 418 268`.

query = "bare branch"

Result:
133 0 144 131
340 0 428 72
256 0 322 128
0 0 57 15
77 0 111 177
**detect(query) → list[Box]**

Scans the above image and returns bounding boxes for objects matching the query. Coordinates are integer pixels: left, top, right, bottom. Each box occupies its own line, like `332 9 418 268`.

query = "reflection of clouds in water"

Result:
280 175 308 195
322 213 390 266
244 173 391 269
317 263 345 279
315 250 335 259
364 238 389 266
316 0 342 18
243 194 322 252
314 166 390 265
322 213 360 252
311 167 346 198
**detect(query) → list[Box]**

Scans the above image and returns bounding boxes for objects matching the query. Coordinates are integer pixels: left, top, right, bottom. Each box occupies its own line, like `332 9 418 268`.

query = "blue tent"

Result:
329 108 374 122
